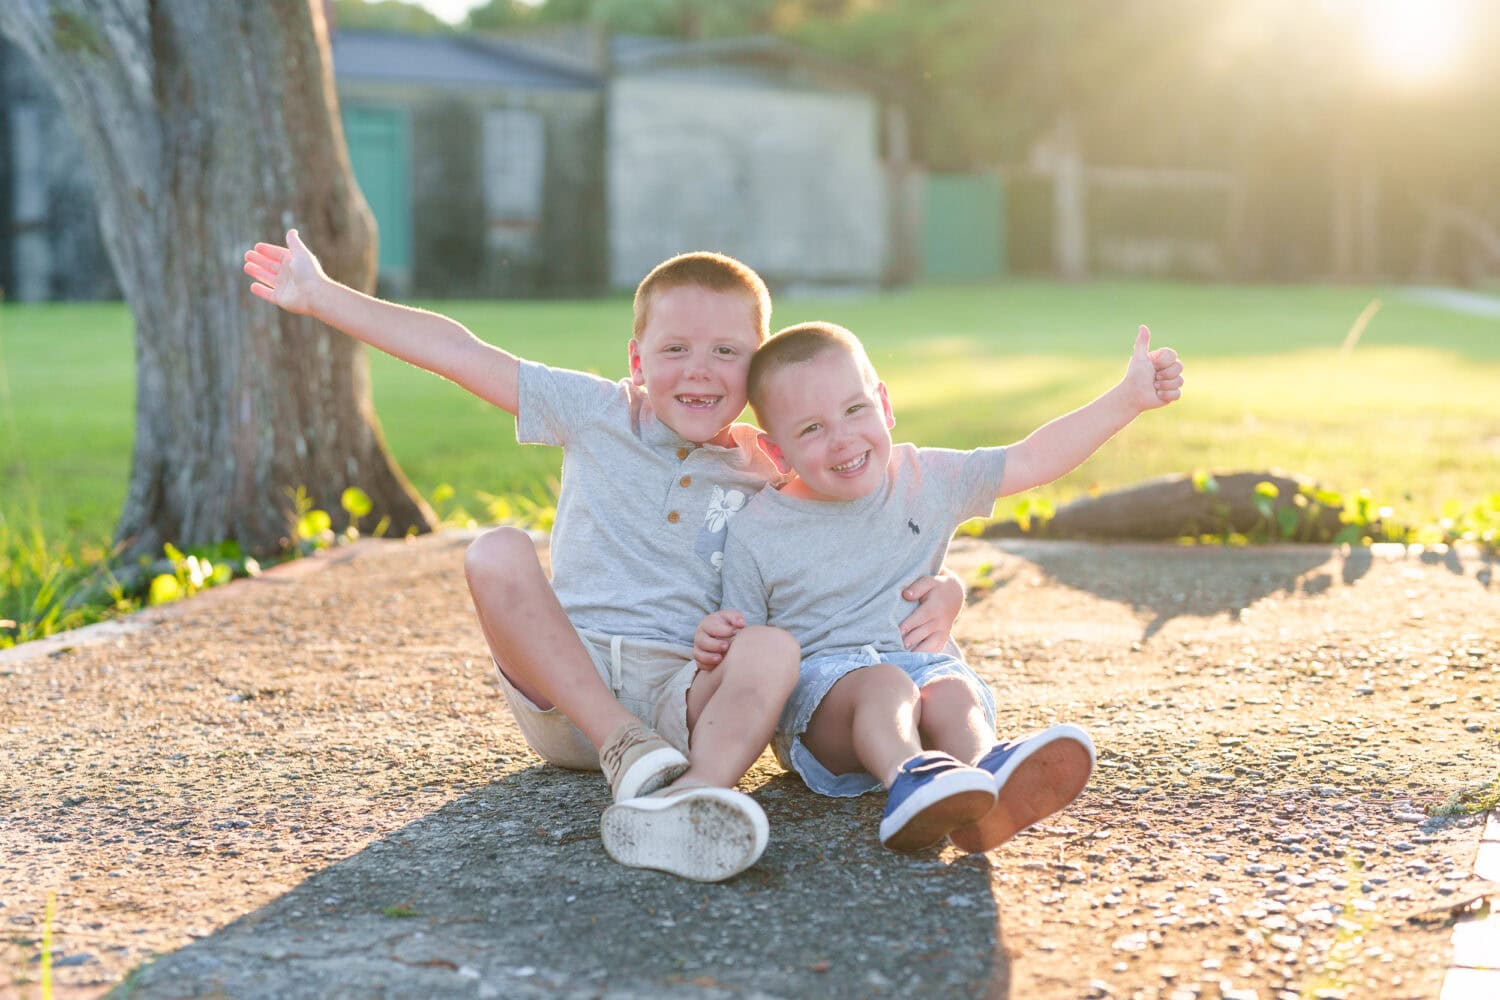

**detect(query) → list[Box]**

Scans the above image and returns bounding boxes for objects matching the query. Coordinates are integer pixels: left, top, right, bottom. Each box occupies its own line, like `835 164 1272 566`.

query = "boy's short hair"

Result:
747 321 877 424
633 252 771 343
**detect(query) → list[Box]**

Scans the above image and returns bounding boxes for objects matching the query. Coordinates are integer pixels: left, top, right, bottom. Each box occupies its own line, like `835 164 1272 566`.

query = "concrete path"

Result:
1397 286 1500 320
2 533 1496 999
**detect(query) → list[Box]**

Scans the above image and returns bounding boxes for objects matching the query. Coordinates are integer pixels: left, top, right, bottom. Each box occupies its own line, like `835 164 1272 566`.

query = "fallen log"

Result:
980 471 1352 541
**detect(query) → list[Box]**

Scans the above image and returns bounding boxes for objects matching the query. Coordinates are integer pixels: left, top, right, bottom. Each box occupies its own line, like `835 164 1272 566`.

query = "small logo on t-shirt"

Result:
907 519 921 535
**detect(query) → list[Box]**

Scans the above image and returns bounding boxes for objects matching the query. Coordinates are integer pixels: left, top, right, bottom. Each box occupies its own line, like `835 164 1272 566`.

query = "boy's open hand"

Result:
243 228 326 316
900 572 965 652
1123 325 1184 412
694 610 745 670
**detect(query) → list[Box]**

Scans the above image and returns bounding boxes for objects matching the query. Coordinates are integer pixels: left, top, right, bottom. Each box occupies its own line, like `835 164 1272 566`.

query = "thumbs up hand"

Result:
1123 324 1184 412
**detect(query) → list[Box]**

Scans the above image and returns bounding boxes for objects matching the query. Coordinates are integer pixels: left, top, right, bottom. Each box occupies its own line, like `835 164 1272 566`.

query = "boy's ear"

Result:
877 382 896 429
627 338 645 387
756 432 792 475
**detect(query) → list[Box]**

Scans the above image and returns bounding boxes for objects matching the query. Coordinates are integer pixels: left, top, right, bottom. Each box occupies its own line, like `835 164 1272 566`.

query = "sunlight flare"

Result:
1361 0 1467 84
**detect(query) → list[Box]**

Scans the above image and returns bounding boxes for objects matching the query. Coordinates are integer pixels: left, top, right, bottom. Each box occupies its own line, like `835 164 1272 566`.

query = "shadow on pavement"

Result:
116 767 1009 999
980 543 1365 643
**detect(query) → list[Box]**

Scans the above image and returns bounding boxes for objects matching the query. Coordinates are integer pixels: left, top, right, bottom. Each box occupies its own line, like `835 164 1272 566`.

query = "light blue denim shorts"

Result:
771 646 998 798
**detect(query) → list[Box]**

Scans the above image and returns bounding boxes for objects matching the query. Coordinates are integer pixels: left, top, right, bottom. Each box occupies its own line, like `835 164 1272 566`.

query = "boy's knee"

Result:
724 625 800 693
919 676 982 716
464 526 539 589
863 662 921 702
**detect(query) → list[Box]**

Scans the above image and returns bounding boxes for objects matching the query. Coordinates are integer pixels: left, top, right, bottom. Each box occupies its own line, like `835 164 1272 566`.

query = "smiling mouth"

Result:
830 452 869 475
676 394 721 410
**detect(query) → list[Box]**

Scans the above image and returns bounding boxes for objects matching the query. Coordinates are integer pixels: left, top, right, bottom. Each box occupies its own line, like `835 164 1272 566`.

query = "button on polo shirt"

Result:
666 511 680 523
679 476 692 487
515 360 783 644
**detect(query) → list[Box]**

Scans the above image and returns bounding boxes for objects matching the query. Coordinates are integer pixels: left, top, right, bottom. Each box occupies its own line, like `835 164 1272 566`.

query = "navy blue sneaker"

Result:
879 751 997 851
950 723 1095 854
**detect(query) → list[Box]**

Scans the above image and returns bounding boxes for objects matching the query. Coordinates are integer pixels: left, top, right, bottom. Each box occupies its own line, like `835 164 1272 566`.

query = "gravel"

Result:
1 534 1495 998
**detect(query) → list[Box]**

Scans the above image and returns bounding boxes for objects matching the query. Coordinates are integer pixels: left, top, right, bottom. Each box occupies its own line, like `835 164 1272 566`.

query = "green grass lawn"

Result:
3 281 1498 547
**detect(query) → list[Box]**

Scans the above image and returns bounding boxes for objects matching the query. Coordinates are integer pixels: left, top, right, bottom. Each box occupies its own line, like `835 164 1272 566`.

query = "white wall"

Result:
608 75 888 289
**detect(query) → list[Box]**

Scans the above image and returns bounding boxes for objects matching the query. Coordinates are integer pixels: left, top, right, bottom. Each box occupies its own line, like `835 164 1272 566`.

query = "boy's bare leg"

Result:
799 665 996 851
914 676 1092 852
679 626 799 787
914 677 992 764
464 526 638 750
600 626 794 882
799 664 925 788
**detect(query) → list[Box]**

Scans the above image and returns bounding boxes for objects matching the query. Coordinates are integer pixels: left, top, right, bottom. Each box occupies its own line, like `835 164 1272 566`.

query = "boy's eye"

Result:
846 403 866 415
714 346 737 356
799 423 821 437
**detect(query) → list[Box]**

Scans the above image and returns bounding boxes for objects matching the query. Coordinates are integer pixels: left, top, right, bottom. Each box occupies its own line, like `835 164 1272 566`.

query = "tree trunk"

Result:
0 0 435 557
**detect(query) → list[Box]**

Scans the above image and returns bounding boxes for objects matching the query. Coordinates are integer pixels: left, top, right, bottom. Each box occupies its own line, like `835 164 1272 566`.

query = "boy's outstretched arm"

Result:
999 325 1183 497
244 229 521 414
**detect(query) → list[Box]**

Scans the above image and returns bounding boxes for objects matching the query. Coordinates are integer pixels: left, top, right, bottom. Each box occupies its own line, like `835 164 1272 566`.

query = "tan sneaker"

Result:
599 721 688 802
600 785 769 882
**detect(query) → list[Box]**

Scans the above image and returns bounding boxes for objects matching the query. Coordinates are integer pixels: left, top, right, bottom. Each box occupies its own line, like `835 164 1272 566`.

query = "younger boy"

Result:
242 234 963 880
698 321 1184 851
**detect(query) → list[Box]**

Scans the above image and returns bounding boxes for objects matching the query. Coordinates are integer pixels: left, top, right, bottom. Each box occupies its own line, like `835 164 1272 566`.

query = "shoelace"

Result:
599 724 645 778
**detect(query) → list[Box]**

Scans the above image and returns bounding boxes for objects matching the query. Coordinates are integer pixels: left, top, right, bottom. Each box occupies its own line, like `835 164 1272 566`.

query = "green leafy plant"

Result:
965 560 998 602
427 479 559 534
1429 759 1500 819
1001 494 1056 535
340 486 376 539
1190 470 1235 542
41 890 54 1000
0 518 123 649
1302 856 1376 999
287 485 336 555
147 542 237 607
1183 475 1499 554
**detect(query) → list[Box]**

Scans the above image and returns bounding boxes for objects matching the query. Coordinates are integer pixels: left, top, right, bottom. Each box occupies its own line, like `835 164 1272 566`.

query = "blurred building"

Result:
0 27 913 302
333 29 606 297
0 39 121 301
601 34 913 291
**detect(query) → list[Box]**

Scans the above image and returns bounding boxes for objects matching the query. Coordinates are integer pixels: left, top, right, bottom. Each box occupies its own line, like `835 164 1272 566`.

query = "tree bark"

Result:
0 0 435 557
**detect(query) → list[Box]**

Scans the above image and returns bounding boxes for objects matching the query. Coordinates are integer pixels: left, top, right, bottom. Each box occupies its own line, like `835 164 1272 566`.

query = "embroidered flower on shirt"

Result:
704 487 747 532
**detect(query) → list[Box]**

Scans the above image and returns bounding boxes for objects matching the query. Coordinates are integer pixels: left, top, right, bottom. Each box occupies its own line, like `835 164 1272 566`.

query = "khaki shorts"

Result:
495 627 699 771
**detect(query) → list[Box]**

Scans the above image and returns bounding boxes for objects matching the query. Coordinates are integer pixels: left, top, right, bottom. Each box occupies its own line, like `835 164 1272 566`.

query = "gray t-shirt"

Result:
719 443 1007 659
516 360 780 644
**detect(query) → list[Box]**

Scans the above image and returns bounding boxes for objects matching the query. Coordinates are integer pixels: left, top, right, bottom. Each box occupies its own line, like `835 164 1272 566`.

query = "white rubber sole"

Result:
950 723 1096 854
611 746 689 802
601 787 768 882
991 724 1096 791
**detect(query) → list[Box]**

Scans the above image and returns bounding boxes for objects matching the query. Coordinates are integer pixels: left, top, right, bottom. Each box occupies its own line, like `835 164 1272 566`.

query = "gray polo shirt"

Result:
719 443 1008 659
516 360 781 644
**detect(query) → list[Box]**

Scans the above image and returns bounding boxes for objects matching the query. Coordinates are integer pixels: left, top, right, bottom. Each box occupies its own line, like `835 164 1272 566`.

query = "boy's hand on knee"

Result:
900 572 964 652
693 610 745 669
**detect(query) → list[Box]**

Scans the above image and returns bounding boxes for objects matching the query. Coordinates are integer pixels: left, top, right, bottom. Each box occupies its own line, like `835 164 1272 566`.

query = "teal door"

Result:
342 105 411 278
921 174 1007 281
